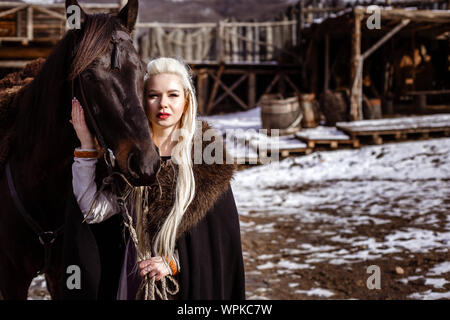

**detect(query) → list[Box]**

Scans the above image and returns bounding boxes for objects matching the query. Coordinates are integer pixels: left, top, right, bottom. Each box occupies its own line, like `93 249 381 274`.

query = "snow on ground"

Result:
231 137 450 300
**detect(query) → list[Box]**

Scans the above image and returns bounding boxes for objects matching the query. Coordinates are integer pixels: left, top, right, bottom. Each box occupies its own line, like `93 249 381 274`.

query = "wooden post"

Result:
197 69 209 115
350 9 362 121
266 25 273 60
174 29 183 58
141 32 150 61
324 33 329 91
155 26 165 56
26 5 33 45
195 28 203 62
216 22 224 63
298 0 304 47
246 25 253 62
231 23 239 62
248 72 256 109
254 25 260 63
224 25 231 63
282 15 289 48
186 32 193 62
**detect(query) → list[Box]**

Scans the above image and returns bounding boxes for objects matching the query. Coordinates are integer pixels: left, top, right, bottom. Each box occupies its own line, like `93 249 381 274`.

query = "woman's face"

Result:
145 73 187 132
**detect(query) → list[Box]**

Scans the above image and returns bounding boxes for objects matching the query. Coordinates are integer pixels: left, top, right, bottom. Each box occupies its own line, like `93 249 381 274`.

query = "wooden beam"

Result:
257 73 281 104
283 74 300 95
0 4 27 19
208 70 249 111
0 46 52 59
206 64 225 114
362 19 410 59
31 5 65 21
213 74 248 107
248 72 256 108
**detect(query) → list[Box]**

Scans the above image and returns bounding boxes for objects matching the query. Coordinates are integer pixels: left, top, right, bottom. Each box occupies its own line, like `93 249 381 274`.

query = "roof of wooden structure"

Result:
302 7 450 40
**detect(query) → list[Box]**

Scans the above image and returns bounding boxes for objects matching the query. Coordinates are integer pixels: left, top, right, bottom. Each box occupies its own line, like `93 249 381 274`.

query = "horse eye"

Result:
83 71 97 82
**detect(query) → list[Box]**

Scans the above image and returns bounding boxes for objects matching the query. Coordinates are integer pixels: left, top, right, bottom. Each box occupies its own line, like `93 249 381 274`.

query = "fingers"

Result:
138 257 169 280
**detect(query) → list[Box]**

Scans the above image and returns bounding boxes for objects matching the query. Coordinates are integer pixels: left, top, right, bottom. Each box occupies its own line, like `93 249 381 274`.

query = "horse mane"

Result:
8 13 122 180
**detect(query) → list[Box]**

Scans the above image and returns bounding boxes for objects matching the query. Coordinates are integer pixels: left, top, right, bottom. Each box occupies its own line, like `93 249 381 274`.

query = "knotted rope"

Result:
83 171 179 300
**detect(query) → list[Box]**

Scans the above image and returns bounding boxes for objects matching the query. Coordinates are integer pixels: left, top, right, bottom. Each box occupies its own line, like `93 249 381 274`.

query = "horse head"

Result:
66 0 159 186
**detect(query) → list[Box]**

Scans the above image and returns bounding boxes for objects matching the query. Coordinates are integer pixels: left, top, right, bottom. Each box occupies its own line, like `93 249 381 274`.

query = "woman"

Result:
70 57 245 300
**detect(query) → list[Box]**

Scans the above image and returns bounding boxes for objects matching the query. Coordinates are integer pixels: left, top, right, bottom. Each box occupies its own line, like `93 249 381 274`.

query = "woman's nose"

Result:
160 95 169 108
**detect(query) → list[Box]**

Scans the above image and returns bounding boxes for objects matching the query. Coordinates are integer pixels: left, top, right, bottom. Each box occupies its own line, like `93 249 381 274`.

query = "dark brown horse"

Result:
0 0 159 299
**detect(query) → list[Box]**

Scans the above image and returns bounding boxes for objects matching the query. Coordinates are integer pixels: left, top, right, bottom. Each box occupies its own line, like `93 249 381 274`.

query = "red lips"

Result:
157 112 171 119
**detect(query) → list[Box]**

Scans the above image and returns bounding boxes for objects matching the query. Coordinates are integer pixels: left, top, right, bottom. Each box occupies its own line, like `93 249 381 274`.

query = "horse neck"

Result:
13 34 77 187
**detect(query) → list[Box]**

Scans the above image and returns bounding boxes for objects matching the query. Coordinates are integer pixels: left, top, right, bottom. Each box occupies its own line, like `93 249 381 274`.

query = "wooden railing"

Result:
136 19 301 64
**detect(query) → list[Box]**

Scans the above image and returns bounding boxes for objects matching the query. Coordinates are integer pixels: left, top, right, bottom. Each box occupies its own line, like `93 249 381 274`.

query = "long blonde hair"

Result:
142 57 197 259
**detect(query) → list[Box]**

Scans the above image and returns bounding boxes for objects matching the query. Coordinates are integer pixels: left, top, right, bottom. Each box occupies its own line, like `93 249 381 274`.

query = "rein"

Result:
5 161 64 275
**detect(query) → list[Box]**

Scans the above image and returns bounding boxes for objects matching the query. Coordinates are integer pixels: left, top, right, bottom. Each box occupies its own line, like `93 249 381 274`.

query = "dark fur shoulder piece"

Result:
145 120 236 242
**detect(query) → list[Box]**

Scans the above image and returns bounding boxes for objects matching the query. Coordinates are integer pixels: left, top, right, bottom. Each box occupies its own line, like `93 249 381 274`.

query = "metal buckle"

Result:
104 148 116 168
38 231 56 245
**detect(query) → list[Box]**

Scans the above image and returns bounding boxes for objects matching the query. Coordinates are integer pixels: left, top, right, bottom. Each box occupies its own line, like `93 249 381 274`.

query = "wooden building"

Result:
0 1 120 69
295 2 450 121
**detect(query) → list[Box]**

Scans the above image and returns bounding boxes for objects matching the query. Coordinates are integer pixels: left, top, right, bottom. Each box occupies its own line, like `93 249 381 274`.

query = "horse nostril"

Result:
127 152 140 179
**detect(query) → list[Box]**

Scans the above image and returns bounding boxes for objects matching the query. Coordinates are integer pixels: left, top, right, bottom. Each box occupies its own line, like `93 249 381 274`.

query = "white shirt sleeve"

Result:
72 149 121 224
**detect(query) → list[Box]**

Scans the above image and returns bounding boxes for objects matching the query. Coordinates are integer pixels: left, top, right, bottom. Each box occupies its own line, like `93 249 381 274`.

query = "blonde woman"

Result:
70 57 245 300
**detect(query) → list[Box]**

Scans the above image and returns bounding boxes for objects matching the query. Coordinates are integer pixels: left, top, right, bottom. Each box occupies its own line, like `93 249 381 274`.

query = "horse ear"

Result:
117 0 139 33
65 0 86 24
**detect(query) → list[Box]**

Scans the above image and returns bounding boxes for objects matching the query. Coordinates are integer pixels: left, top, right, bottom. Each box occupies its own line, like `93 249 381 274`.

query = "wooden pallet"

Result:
295 135 360 149
279 147 313 157
336 114 450 145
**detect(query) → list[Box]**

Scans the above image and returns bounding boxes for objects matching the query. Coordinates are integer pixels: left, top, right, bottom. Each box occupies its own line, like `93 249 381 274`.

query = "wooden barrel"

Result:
299 93 320 128
260 95 303 135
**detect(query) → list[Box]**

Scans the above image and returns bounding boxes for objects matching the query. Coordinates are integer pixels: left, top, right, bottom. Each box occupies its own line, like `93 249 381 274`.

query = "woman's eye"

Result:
170 94 179 97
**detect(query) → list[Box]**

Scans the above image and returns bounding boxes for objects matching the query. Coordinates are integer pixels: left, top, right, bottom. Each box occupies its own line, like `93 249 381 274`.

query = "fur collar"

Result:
145 120 236 241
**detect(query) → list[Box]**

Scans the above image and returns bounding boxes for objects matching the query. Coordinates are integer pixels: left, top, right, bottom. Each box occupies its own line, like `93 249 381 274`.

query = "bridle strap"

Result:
72 76 115 176
5 161 64 275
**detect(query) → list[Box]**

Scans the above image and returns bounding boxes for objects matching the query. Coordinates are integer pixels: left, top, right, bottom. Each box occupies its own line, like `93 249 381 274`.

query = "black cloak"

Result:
61 121 245 300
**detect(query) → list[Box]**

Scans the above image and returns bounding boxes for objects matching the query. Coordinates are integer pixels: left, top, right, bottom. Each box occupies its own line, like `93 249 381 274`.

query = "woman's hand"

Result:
70 97 95 149
138 256 171 281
